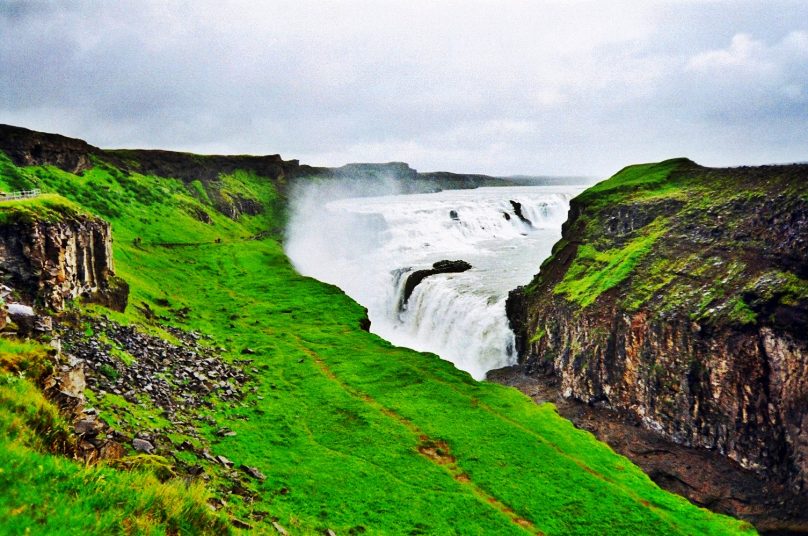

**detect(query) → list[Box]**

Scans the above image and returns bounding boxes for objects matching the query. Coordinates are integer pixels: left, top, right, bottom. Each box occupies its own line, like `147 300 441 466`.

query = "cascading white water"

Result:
285 184 584 379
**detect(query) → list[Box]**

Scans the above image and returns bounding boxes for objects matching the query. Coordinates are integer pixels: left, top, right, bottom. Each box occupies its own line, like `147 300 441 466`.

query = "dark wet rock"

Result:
74 417 103 436
0 123 96 173
98 441 125 460
509 200 532 226
7 303 36 336
34 315 53 332
502 212 511 221
489 364 808 534
401 260 472 307
43 361 86 412
449 210 459 221
230 480 255 498
208 497 227 510
190 206 212 224
93 276 130 313
216 455 234 468
60 317 247 422
188 464 205 476
241 347 256 355
359 306 371 332
241 465 267 481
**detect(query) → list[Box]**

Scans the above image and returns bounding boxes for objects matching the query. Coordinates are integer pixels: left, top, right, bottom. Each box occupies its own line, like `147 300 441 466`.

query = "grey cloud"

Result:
1 1 807 176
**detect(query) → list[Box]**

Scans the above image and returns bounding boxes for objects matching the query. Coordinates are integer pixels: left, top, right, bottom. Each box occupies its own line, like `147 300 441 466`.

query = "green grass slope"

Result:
0 339 231 535
537 158 808 315
0 152 754 534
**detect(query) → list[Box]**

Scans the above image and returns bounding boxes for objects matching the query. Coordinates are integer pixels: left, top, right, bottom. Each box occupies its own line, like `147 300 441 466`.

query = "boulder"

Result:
132 438 155 454
6 303 36 335
401 260 472 307
43 362 86 412
241 465 266 481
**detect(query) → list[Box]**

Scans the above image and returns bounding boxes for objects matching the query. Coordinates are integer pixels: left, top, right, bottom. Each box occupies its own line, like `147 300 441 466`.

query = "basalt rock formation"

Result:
505 159 808 503
0 124 96 174
0 212 127 312
401 260 472 307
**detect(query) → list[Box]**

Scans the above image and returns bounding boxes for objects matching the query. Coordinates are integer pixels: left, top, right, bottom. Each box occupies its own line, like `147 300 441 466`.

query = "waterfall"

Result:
285 185 581 379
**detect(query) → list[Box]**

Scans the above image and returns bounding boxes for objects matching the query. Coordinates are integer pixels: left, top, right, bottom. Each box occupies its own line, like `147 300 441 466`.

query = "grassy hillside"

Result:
0 152 755 534
531 158 808 316
0 338 230 535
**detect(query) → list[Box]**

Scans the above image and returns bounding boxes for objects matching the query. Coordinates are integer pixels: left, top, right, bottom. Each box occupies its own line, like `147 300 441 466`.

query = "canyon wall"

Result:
507 159 808 492
0 213 127 312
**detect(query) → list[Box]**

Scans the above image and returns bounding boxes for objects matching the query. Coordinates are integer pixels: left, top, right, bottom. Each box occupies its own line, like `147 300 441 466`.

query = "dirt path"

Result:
293 336 543 535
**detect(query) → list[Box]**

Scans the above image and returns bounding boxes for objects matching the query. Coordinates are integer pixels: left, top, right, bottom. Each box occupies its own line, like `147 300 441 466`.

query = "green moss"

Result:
728 297 758 326
0 152 39 191
529 327 547 344
98 363 119 381
0 366 221 534
555 218 669 307
622 256 681 311
0 435 229 534
88 391 172 432
748 270 808 305
0 338 52 379
0 371 71 452
689 261 748 322
109 454 177 482
188 179 211 204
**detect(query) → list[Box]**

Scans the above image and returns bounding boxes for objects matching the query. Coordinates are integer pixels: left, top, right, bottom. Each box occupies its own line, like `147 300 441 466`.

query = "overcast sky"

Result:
1 1 807 176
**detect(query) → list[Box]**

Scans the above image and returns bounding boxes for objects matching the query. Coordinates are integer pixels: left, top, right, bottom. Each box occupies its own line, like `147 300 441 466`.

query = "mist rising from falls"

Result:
285 182 582 379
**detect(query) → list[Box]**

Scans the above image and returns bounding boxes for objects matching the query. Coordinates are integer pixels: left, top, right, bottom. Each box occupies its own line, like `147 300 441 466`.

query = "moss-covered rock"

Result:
508 159 808 495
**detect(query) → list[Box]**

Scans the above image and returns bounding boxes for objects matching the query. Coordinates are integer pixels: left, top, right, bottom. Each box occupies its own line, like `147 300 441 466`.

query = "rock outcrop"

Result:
401 260 472 307
509 200 532 226
0 123 97 174
505 159 808 496
0 212 128 311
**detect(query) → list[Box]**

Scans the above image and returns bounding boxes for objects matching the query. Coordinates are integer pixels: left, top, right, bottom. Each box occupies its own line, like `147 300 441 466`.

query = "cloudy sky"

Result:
1 1 807 176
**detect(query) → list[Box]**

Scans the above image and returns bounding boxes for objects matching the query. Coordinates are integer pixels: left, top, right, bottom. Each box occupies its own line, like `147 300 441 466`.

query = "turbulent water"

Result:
286 185 584 379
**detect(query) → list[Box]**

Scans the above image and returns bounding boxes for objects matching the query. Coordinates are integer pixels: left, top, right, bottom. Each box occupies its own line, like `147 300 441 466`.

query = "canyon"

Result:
1 124 801 534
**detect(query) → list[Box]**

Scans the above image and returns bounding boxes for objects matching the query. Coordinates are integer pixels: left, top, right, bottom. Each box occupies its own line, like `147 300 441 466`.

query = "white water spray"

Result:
285 183 582 379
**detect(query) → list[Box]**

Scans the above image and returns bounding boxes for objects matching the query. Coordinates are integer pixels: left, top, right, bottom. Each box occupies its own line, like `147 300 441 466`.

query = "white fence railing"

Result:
0 189 41 201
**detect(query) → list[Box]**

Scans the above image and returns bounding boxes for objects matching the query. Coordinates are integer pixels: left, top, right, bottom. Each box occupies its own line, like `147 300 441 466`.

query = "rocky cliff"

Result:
0 201 127 312
0 124 513 205
506 159 808 493
0 124 96 174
